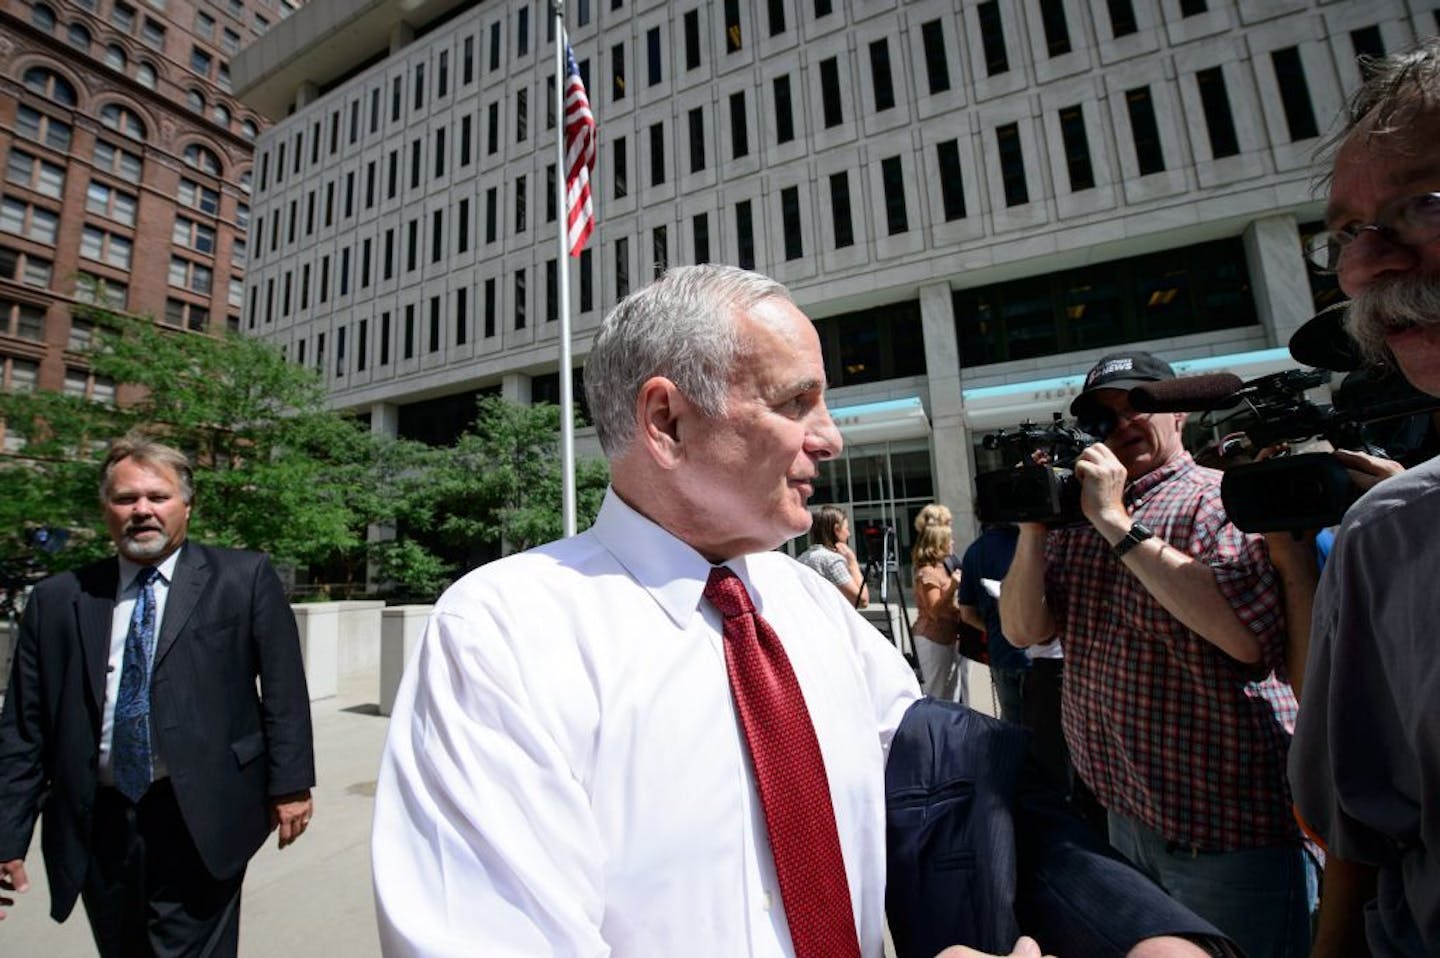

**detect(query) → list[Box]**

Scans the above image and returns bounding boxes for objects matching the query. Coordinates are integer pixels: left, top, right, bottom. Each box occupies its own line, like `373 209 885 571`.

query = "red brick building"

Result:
0 0 296 445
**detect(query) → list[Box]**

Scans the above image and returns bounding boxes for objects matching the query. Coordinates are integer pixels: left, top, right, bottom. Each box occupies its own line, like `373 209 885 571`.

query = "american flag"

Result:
563 43 596 257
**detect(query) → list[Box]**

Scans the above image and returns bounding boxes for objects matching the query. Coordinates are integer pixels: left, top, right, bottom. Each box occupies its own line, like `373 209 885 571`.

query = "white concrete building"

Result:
232 0 1425 559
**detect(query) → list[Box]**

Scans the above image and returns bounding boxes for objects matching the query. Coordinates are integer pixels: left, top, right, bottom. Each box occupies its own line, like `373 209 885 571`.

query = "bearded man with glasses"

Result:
1288 38 1440 958
1000 350 1308 958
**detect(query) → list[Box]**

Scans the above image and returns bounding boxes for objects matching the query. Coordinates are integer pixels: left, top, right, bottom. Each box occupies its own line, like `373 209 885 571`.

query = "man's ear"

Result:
635 376 687 470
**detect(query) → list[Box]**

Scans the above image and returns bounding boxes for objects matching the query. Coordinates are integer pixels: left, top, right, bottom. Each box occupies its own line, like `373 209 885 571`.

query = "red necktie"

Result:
704 566 861 958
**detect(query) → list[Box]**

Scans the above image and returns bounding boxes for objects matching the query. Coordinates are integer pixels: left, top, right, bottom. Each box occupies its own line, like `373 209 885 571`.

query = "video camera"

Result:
1133 367 1440 532
973 415 1098 526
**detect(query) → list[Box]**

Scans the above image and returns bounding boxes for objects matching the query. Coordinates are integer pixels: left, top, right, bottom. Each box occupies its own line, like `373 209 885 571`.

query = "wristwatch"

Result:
1111 520 1154 558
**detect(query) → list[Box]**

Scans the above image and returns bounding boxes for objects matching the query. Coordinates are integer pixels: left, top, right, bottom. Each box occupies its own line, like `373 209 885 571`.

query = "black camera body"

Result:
974 416 1095 526
1214 368 1440 532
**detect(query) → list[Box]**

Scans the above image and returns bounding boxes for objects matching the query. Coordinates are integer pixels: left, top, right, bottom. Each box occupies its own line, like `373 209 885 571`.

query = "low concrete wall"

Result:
290 603 340 701
380 605 432 717
331 599 386 678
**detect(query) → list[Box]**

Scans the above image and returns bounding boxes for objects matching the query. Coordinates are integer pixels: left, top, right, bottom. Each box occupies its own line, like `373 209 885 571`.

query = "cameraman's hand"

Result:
1333 449 1403 491
1074 443 1129 531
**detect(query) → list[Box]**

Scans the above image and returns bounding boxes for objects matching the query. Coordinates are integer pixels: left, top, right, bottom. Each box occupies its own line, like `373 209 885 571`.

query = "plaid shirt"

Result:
1045 452 1299 852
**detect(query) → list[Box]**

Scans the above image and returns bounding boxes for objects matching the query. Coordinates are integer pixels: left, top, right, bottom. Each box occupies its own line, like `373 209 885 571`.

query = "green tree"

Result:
0 309 384 581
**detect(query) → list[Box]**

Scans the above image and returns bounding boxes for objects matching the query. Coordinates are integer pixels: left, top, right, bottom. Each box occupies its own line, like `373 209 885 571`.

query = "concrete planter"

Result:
379 605 432 717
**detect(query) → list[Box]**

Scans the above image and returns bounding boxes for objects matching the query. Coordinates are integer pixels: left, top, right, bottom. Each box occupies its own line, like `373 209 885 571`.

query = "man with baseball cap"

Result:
1000 349 1309 958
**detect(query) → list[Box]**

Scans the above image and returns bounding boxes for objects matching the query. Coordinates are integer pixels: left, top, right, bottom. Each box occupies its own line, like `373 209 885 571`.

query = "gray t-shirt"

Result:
797 544 850 588
1290 454 1440 957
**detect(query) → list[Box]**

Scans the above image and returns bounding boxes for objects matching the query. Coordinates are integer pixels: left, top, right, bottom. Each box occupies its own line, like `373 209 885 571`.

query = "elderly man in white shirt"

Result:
372 265 922 957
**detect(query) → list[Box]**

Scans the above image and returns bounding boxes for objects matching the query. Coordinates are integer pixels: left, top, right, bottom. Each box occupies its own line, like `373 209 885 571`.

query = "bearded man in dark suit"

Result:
0 432 315 956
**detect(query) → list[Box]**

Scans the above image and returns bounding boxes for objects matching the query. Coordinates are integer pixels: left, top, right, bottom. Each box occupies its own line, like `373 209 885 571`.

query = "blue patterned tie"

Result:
113 566 159 803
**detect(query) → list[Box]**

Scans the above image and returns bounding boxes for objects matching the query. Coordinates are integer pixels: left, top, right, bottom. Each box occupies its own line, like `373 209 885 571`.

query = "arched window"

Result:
211 104 230 126
135 62 157 89
22 67 78 107
183 144 222 176
186 89 205 113
67 22 91 51
99 103 146 141
240 119 258 142
30 3 55 30
104 44 127 70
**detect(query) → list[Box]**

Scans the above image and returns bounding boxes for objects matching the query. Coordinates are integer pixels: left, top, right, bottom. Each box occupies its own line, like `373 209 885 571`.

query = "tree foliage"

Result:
0 308 608 601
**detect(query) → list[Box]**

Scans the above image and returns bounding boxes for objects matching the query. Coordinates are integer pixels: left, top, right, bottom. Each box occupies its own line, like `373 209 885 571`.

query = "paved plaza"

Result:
4 667 389 957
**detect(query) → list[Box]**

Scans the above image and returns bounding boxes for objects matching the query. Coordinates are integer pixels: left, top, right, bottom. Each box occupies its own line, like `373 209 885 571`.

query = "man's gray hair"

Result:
1336 37 1440 146
99 430 195 504
584 264 792 456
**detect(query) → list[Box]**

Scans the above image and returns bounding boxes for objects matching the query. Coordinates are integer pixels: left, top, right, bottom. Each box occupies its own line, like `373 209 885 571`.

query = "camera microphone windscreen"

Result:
1128 373 1246 413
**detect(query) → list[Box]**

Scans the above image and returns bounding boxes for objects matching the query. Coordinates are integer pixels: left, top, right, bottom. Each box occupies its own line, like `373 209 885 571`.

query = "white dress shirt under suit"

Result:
372 489 921 957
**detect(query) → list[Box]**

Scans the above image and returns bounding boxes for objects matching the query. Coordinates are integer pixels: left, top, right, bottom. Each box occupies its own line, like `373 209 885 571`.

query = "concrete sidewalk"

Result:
3 668 390 957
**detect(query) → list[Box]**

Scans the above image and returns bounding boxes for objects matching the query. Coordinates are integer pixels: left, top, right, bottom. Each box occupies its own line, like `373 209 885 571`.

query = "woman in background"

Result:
797 505 869 607
911 521 967 704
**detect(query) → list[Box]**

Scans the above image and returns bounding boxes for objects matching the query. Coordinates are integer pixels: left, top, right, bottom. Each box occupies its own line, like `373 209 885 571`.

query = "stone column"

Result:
1243 214 1313 350
919 282 976 542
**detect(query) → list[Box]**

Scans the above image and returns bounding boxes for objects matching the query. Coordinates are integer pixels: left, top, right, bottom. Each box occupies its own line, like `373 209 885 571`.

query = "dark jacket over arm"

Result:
885 697 1228 958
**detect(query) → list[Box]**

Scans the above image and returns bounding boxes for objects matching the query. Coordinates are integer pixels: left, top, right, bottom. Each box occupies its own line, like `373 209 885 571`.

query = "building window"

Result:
869 41 895 112
775 76 795 144
429 296 441 352
460 115 473 167
168 256 211 293
1350 26 1385 70
579 247 594 311
410 140 422 189
384 229 395 279
688 108 706 173
191 47 212 76
403 306 415 358
16 105 72 152
0 248 53 288
106 44 128 69
171 216 216 254
1179 0 1206 16
921 20 951 95
455 288 467 345
1106 0 1138 37
1126 87 1165 174
407 219 419 270
438 50 449 98
614 136 628 199
432 210 444 262
819 58 843 128
1039 0 1072 56
651 226 667 278
649 123 666 186
829 172 854 248
2 201 60 245
546 258 558 321
1271 47 1319 141
517 5 530 57
725 0 742 53
693 213 710 264
458 198 471 254
434 128 446 178
736 199 755 269
515 174 527 233
0 299 46 341
1058 106 1095 190
684 10 701 70
936 141 967 219
490 21 501 70
487 102 500 154
514 268 527 329
483 280 496 338
767 0 786 34
486 187 498 243
612 43 626 100
178 178 219 214
359 318 369 369
729 92 749 159
183 144 222 175
647 27 662 86
615 237 630 298
880 156 908 234
1196 68 1240 158
463 36 475 85
517 87 528 143
977 2 1008 76
780 186 803 261
381 310 392 362
94 140 142 181
996 123 1028 206
7 150 65 198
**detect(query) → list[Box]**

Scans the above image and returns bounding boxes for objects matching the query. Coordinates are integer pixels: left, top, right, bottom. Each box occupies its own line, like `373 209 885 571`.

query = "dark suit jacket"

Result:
0 542 315 921
886 697 1227 958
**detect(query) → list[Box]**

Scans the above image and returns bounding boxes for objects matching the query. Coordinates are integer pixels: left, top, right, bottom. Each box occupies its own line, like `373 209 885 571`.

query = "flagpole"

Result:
554 3 577 538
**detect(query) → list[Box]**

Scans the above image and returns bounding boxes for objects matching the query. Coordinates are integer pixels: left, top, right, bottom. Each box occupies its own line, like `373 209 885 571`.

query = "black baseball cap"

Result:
1069 350 1175 417
1289 301 1361 372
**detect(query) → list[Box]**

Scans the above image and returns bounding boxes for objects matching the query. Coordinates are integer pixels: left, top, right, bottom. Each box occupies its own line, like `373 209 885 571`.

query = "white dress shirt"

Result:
99 549 181 785
372 489 920 957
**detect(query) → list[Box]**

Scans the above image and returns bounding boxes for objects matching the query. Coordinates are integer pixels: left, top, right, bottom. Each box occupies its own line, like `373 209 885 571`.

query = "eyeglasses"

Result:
1077 406 1150 441
1305 191 1440 272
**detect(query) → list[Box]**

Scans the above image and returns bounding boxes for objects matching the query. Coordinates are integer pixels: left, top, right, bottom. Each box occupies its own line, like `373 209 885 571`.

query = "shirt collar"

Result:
1125 450 1195 505
117 543 183 593
589 487 760 629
